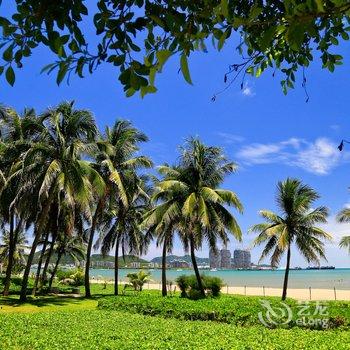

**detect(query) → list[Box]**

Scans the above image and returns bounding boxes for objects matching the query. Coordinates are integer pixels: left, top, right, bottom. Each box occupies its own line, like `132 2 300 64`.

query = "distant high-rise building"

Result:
220 249 231 269
233 249 251 268
209 248 220 268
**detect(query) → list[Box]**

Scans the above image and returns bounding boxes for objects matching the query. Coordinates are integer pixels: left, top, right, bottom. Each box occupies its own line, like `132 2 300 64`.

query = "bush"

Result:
56 268 84 287
98 293 350 330
175 274 224 299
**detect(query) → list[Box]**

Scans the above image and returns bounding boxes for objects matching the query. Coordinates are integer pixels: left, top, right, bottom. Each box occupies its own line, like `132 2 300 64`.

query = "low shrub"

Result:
175 274 224 299
56 268 84 287
98 293 350 330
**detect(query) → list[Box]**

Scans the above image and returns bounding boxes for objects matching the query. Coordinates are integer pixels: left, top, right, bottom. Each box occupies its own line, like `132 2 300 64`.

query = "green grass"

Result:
1 280 349 349
1 310 350 350
98 292 350 329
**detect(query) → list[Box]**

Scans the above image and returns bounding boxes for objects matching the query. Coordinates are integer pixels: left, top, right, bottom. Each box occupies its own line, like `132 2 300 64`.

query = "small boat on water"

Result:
176 269 183 271
210 268 217 272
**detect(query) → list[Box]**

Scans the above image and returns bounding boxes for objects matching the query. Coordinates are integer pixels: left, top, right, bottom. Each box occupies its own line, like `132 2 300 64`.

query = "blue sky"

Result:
2 5 350 267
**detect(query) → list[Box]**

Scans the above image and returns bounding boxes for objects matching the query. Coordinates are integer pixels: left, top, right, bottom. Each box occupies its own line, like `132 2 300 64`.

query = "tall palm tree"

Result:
336 208 350 254
143 138 243 297
48 234 86 290
0 106 43 295
251 178 332 300
95 176 152 295
18 101 105 301
85 120 152 297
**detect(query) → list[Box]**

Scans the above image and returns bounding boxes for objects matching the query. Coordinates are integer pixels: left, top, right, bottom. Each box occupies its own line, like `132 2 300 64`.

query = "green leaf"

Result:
156 50 172 70
5 66 15 86
180 54 192 85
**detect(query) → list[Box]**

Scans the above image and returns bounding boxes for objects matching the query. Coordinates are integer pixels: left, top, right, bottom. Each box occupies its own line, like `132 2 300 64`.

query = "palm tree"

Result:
336 208 350 254
86 120 152 297
48 234 86 290
251 178 332 300
18 101 105 301
0 106 43 295
95 176 152 295
143 138 243 297
0 230 28 274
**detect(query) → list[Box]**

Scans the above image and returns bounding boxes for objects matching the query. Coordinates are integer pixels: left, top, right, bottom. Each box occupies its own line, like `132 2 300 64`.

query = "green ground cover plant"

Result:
98 292 350 329
1 310 350 350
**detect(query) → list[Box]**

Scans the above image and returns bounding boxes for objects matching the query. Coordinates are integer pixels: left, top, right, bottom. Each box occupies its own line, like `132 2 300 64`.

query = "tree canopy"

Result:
1 1 350 97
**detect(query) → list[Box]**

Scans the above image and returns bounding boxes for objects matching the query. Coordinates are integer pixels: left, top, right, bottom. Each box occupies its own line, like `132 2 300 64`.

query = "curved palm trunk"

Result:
40 230 57 290
20 192 54 302
19 229 40 301
48 252 62 290
85 203 101 298
114 240 119 296
32 231 49 296
161 239 167 297
189 235 205 297
282 244 291 301
2 213 15 296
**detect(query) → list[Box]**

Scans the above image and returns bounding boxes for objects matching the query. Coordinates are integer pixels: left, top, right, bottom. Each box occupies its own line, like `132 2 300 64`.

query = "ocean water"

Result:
90 268 350 290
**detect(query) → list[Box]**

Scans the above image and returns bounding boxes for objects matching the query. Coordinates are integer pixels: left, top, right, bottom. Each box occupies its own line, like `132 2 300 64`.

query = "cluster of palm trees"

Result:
0 101 245 300
0 101 349 301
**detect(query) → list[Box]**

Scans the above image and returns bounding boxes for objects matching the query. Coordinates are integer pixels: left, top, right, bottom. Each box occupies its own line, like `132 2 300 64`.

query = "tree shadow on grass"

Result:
0 295 87 308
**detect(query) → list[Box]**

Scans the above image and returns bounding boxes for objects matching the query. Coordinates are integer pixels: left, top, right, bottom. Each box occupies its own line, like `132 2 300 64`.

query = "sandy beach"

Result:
90 280 350 301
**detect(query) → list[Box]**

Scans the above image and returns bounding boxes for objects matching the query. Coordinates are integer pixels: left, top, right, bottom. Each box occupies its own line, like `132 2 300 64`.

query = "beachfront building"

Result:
233 249 251 269
209 248 221 268
220 249 231 269
130 261 141 268
169 260 190 268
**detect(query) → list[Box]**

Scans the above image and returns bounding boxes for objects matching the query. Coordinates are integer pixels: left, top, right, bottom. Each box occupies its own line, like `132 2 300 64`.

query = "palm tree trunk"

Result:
40 230 57 290
2 212 15 296
189 235 205 297
114 239 119 296
20 192 54 302
48 252 62 290
85 203 101 298
282 244 291 301
32 231 50 296
19 229 41 301
161 239 167 297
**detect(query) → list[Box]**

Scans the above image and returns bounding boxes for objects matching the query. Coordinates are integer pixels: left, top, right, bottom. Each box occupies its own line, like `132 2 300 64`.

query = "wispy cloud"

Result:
217 132 245 144
236 137 344 175
241 82 255 97
330 124 340 131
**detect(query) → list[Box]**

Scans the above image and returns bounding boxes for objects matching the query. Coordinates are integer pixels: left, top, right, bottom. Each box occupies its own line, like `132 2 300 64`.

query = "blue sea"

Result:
90 268 350 290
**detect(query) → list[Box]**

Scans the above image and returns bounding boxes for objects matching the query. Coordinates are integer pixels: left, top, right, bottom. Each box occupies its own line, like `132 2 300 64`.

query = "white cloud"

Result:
330 124 340 131
216 132 245 144
241 82 255 97
236 137 343 175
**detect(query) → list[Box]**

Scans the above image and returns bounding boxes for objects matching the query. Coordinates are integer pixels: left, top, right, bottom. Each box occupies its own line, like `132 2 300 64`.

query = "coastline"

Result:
90 280 350 301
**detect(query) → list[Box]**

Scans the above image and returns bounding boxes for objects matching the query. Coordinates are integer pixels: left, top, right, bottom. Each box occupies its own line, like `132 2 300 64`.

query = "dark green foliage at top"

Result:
1 1 350 96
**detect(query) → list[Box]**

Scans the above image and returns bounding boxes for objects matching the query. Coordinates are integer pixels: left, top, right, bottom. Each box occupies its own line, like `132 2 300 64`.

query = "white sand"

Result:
90 280 349 301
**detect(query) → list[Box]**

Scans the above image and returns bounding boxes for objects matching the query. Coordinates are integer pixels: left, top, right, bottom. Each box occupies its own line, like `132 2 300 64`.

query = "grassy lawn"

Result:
1 309 350 350
0 283 349 349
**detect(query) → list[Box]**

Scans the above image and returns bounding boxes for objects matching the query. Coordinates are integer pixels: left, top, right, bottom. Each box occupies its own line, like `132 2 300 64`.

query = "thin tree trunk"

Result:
2 212 15 296
85 203 101 298
114 240 119 296
161 239 167 297
19 229 41 301
48 252 62 290
32 231 49 296
189 235 205 297
20 192 54 302
282 244 291 301
40 230 57 290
